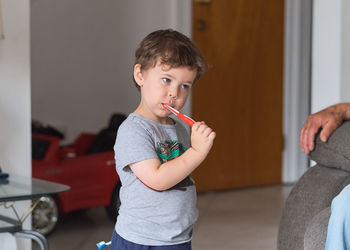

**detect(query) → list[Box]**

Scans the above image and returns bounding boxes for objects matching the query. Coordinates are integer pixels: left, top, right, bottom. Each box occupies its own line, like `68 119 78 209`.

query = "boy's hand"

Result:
191 122 216 156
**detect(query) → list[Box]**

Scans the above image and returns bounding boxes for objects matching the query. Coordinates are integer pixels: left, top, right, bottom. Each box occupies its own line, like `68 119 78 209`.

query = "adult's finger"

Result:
300 121 311 150
306 124 319 153
319 120 338 142
300 125 307 153
300 116 322 154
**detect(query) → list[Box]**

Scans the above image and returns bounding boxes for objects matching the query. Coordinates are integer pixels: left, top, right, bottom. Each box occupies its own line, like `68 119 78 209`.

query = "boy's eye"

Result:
181 84 191 90
162 78 171 84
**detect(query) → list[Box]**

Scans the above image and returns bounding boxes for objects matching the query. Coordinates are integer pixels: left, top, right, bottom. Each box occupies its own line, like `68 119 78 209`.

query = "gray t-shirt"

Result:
114 113 198 246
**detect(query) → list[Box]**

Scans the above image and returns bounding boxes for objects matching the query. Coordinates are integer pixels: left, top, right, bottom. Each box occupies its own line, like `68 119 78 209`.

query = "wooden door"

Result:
192 0 284 192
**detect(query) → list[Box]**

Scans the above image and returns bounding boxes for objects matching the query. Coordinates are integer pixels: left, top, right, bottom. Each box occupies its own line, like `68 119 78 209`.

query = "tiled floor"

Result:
33 185 292 250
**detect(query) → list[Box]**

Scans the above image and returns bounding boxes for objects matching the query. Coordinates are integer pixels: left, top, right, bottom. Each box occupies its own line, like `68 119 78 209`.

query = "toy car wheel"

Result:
32 195 59 236
105 182 121 221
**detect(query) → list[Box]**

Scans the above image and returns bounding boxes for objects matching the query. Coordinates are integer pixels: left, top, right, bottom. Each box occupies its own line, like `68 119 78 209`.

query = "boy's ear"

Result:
133 64 143 87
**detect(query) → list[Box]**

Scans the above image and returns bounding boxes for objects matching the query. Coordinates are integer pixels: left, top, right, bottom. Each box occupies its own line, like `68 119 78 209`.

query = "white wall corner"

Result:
282 0 312 183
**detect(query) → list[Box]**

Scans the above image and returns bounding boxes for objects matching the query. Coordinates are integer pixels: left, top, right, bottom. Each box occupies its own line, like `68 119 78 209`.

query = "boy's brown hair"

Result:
133 29 207 89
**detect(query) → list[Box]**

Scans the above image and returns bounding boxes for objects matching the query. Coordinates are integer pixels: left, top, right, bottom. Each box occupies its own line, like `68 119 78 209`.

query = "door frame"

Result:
175 0 312 183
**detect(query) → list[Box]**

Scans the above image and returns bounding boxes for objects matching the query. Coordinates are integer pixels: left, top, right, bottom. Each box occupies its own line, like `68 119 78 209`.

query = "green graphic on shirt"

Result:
155 140 194 191
156 140 186 163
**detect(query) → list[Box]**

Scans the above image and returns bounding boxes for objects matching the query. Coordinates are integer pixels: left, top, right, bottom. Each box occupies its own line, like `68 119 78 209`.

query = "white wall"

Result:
312 0 350 112
341 0 350 100
31 0 192 144
0 0 31 249
282 0 312 182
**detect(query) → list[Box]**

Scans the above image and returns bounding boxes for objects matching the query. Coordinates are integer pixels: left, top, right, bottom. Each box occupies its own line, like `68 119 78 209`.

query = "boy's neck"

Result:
134 105 174 125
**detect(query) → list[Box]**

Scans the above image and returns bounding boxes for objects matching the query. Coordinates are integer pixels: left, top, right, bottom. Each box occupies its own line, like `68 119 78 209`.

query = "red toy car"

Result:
31 114 126 235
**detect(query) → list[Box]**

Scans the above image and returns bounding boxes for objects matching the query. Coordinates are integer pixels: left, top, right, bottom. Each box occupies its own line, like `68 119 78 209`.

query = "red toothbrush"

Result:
162 103 196 127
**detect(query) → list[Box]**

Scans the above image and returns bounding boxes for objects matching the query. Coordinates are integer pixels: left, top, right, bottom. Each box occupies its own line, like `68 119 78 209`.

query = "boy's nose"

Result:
168 87 178 99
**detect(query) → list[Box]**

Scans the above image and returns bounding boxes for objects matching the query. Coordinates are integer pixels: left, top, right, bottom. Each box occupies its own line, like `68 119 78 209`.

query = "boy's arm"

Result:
130 122 216 191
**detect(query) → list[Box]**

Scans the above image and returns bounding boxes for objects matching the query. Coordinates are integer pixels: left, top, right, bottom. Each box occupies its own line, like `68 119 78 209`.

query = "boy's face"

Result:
134 61 196 124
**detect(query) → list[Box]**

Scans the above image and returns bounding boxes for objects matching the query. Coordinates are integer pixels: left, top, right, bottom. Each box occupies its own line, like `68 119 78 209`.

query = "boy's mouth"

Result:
162 102 173 108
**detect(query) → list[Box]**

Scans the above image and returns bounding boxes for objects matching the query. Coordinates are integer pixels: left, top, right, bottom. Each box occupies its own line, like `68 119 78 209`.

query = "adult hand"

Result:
300 104 346 154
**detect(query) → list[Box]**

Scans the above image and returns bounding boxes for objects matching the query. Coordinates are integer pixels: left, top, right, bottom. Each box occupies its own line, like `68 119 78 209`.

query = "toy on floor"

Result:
96 240 111 249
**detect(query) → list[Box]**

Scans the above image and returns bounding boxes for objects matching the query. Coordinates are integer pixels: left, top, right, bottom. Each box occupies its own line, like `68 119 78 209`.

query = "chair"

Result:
277 121 350 250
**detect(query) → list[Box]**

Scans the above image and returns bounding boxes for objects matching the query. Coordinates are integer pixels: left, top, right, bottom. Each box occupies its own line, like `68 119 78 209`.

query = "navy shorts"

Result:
110 230 192 250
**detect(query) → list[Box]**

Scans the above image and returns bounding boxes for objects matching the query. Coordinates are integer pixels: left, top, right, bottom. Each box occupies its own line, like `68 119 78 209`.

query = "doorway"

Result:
192 0 284 191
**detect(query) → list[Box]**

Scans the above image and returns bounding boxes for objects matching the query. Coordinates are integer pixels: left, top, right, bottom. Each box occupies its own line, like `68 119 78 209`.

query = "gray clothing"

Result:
114 113 198 246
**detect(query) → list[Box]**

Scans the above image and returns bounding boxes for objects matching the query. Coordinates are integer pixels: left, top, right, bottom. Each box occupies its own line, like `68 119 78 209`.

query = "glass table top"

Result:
0 175 70 202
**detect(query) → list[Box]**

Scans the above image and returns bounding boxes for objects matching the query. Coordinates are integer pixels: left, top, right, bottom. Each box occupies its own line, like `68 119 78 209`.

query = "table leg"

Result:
14 230 48 250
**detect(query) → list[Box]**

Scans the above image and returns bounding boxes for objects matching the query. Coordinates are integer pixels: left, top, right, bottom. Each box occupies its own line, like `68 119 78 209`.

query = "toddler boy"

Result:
112 29 216 250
